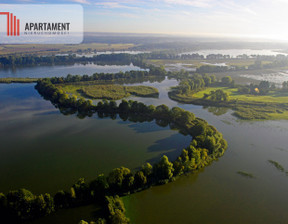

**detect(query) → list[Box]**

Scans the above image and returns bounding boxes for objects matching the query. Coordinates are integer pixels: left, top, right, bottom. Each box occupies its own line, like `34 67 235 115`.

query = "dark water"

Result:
0 83 191 194
0 63 145 78
1 73 288 223
122 83 288 224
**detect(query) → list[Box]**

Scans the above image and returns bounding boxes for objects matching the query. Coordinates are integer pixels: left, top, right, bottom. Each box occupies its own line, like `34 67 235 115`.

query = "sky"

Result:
2 0 288 41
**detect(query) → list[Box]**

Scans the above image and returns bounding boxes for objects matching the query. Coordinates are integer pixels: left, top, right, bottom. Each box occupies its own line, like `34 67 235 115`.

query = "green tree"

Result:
134 171 147 189
0 193 6 208
153 155 174 181
210 74 216 83
221 76 232 86
72 178 90 202
141 163 153 178
95 218 107 224
54 190 72 208
90 174 109 199
203 74 212 86
107 167 133 192
119 100 130 112
259 81 270 95
105 196 130 224
283 81 288 90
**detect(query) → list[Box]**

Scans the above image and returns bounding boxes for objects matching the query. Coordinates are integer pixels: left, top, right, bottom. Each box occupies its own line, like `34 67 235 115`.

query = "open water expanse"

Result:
0 63 145 78
1 64 288 223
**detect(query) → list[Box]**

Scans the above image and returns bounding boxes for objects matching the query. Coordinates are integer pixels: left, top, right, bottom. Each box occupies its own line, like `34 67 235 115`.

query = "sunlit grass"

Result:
59 83 159 100
194 87 288 104
169 86 288 120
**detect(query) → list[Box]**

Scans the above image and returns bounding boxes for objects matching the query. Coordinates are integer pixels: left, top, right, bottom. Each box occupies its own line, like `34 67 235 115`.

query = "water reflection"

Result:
0 83 191 194
2 76 288 224
204 106 229 116
0 62 145 78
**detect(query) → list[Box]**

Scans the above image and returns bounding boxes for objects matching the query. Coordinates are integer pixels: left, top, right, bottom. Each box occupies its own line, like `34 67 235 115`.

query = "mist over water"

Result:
241 71 288 84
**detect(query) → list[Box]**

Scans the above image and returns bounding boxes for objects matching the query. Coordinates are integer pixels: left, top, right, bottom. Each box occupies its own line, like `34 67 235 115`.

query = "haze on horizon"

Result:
2 0 288 42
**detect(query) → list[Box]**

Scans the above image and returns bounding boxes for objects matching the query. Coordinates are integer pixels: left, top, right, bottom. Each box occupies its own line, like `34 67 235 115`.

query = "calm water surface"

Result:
0 83 190 194
1 69 288 223
124 85 288 224
0 63 144 78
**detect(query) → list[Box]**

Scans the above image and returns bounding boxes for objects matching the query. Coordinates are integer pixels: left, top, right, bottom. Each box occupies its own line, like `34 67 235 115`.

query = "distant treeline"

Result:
2 52 288 66
2 53 288 76
0 53 149 68
0 77 228 223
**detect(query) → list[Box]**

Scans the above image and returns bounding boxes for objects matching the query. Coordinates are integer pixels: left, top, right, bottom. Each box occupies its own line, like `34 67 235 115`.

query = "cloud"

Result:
159 0 214 8
216 0 257 16
70 0 90 4
93 1 140 10
16 0 38 2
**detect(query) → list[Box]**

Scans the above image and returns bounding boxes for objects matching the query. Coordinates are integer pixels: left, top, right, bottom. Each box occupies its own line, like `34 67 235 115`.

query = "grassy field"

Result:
59 83 159 100
0 43 136 56
194 87 288 104
0 78 39 83
169 86 288 120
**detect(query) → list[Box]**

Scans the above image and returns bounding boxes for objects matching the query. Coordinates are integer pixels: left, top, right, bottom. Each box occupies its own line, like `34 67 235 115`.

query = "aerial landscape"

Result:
1 1 288 224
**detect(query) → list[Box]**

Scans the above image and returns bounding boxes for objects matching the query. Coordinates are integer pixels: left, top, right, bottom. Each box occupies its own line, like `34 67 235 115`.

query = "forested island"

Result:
169 73 288 120
0 73 227 223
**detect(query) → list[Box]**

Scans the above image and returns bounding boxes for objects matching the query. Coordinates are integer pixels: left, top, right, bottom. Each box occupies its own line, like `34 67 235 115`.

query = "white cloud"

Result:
70 0 90 4
159 0 214 8
93 1 139 9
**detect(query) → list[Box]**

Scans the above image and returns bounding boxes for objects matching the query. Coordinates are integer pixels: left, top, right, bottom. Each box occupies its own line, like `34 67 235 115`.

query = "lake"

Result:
0 63 145 78
124 112 288 224
1 65 288 223
0 83 191 194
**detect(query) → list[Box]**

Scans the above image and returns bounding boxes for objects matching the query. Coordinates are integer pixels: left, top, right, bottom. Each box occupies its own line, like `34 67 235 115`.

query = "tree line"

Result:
0 77 227 223
173 74 235 95
48 69 165 85
237 80 288 95
2 52 288 75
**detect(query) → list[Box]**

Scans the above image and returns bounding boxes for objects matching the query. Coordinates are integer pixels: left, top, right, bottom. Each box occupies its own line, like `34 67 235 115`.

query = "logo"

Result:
0 12 20 36
0 4 83 44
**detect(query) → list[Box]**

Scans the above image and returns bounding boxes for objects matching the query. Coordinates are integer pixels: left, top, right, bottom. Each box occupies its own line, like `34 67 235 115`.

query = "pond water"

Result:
164 63 197 72
240 70 288 85
1 71 288 223
179 49 287 58
201 62 228 66
0 63 144 78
